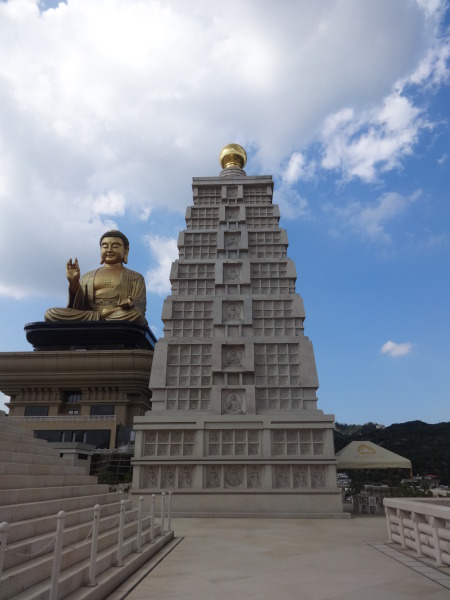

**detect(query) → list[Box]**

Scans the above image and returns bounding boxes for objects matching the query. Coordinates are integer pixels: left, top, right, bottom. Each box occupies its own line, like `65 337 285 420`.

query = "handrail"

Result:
384 497 450 567
0 492 174 591
9 415 117 422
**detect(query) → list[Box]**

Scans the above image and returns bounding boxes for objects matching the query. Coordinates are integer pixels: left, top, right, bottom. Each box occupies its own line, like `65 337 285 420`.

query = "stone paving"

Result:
111 514 450 600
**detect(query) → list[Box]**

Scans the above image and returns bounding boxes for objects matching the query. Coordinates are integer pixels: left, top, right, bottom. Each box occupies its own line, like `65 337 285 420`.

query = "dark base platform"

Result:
25 322 157 351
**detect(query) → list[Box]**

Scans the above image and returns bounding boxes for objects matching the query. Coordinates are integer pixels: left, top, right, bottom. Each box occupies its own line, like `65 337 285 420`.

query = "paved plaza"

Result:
111 514 450 600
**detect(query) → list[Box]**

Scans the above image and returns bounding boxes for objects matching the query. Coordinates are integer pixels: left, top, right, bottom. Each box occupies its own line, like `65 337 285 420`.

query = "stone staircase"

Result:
0 417 175 599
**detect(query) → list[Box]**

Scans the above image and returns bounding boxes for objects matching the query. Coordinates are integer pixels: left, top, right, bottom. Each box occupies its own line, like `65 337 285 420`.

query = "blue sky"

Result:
0 0 449 426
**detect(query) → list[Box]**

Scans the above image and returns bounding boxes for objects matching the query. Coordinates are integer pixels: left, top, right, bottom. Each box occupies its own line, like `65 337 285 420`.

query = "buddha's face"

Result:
100 237 128 265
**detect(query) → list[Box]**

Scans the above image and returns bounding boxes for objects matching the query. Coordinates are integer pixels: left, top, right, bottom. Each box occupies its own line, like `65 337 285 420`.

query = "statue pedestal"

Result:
24 321 156 351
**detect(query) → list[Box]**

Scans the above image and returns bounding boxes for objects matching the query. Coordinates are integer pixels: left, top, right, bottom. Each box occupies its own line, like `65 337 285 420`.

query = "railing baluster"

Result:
150 494 155 542
49 511 66 600
0 522 10 582
88 505 101 586
116 499 126 567
136 496 144 552
168 491 172 531
160 492 166 534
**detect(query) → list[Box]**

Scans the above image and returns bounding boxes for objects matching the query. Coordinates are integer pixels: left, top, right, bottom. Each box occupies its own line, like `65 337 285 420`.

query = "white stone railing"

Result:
9 415 116 422
384 497 450 567
0 492 172 599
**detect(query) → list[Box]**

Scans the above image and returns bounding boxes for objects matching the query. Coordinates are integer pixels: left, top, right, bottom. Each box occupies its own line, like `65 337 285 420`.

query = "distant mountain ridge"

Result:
334 420 450 485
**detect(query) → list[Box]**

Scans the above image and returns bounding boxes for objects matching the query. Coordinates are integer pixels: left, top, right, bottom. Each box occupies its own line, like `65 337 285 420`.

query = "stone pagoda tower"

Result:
132 144 344 516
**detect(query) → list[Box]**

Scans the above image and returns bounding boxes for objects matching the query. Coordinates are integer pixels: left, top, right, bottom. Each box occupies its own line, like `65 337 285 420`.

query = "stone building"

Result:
132 144 344 516
1 323 155 449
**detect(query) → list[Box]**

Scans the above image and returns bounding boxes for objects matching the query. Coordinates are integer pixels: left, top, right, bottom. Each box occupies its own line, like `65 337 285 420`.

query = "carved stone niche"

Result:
222 345 244 369
221 390 245 415
179 465 193 489
224 465 244 488
225 206 240 221
223 264 241 282
222 301 243 323
247 466 262 489
206 465 221 489
225 232 241 248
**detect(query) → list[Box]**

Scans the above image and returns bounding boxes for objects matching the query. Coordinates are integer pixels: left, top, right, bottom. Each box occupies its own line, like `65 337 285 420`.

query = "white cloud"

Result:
276 186 310 221
0 0 447 297
437 153 448 166
324 190 421 243
281 152 315 185
320 92 424 182
144 235 178 295
381 340 414 357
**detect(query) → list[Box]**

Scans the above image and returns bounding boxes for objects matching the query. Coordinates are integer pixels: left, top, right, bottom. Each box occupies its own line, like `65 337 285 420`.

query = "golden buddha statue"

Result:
44 230 147 325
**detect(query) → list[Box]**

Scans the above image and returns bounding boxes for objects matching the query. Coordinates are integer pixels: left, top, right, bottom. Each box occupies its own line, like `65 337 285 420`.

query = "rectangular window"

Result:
24 406 49 416
90 405 115 416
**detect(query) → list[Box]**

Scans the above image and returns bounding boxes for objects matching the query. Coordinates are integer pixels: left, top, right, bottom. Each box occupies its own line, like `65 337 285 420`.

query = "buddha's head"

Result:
99 230 129 265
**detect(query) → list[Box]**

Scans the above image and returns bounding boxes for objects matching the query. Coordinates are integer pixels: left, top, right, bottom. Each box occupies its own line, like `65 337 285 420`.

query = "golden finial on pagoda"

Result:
219 143 247 170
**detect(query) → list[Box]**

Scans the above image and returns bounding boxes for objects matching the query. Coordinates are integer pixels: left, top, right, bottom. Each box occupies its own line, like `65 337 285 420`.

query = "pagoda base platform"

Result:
131 413 346 518
132 490 348 519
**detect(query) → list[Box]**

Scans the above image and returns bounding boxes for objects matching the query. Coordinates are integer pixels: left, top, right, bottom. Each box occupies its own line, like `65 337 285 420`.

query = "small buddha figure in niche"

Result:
225 392 243 414
45 230 147 325
225 303 240 321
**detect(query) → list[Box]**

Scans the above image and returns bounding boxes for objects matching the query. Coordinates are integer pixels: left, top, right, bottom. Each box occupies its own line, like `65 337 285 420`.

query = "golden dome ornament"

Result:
219 144 247 176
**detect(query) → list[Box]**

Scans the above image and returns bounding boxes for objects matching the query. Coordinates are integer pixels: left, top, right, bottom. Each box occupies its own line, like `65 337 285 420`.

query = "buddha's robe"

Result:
45 267 147 325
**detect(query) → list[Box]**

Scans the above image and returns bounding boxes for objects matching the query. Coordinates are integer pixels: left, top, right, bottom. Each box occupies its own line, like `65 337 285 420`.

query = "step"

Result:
0 449 74 467
1 513 158 598
0 461 87 477
4 499 137 569
0 491 122 524
6 496 126 546
0 439 63 458
0 474 98 490
0 484 109 505
63 533 178 600
0 418 40 436
0 430 50 447
9 529 173 600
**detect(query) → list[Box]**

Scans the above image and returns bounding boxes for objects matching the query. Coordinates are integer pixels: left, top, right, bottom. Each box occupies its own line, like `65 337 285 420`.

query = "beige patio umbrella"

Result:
336 441 412 476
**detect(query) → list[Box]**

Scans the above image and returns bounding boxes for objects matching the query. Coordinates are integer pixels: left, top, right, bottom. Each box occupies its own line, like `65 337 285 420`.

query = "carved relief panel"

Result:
224 465 244 488
224 231 241 249
223 264 242 283
225 206 240 221
222 345 244 369
222 301 243 323
221 390 245 415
